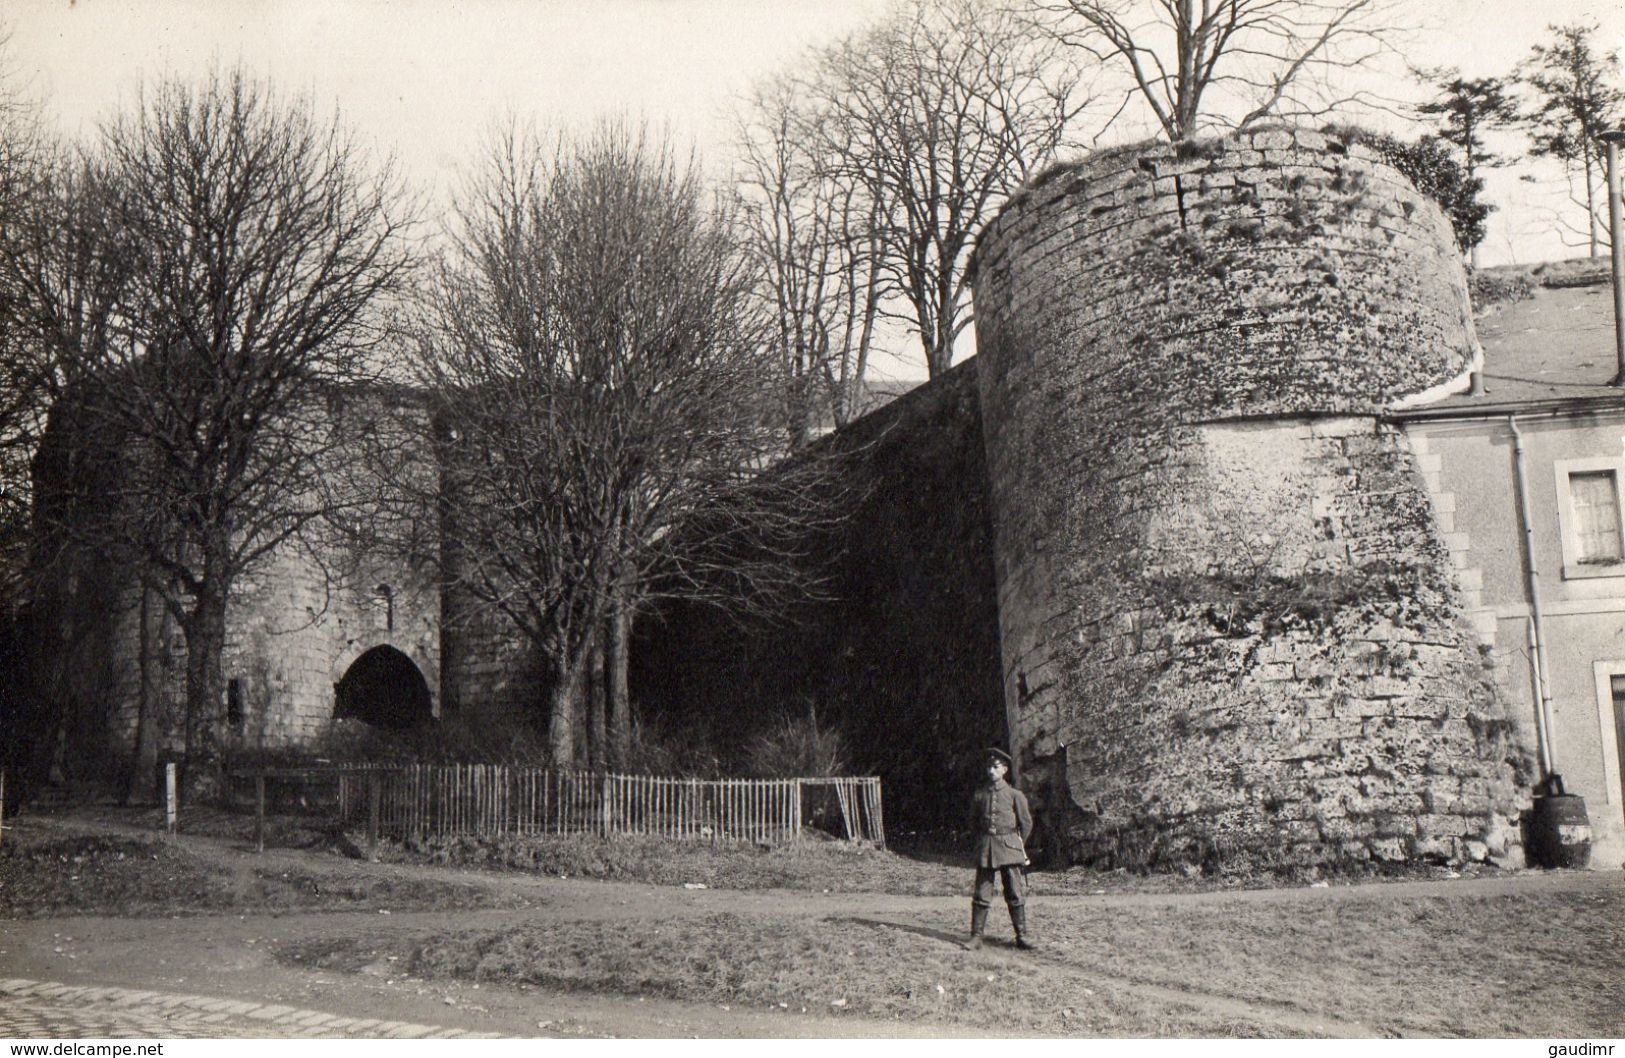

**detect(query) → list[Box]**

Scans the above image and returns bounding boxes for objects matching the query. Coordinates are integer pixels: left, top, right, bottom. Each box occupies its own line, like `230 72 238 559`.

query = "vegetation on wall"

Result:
9 70 414 801
632 363 1006 831
972 132 1526 871
1329 125 1490 253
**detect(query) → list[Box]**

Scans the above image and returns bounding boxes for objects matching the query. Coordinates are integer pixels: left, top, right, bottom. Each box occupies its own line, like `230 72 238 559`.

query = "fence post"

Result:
255 772 266 854
877 779 888 847
165 762 178 835
367 773 381 859
837 780 854 841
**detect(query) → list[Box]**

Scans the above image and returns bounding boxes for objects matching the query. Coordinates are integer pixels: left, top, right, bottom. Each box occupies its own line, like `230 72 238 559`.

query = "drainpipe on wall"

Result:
1525 617 1550 773
1507 414 1557 778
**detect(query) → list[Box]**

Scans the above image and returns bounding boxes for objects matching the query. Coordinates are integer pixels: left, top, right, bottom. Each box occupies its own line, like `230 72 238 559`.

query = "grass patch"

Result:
281 910 1297 1037
380 831 979 894
0 834 238 917
281 882 1625 1038
0 830 533 917
242 866 530 912
1057 887 1625 1037
367 829 1377 896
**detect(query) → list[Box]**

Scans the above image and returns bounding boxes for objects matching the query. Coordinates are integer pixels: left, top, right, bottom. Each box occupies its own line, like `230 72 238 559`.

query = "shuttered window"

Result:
1569 470 1623 565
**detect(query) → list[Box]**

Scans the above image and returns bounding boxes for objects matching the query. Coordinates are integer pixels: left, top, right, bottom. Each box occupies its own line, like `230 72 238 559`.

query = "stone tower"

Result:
970 128 1527 870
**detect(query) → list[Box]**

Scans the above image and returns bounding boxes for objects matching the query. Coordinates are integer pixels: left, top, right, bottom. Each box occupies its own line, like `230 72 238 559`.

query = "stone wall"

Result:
632 360 1007 832
74 392 445 764
973 127 1479 422
38 381 559 770
969 128 1528 870
439 591 545 724
106 539 442 754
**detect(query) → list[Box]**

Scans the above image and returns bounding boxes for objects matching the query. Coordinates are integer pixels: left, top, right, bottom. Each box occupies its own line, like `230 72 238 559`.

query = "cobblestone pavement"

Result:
0 979 506 1040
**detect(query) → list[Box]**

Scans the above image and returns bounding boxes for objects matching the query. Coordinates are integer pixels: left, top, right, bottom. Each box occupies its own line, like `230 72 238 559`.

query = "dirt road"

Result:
3 812 1620 1038
0 817 1002 1037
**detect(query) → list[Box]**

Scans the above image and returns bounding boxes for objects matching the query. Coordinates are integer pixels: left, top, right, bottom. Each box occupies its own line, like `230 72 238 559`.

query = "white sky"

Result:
10 0 1625 376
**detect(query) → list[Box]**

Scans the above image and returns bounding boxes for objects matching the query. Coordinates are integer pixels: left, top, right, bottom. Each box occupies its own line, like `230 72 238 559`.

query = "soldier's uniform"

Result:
967 747 1035 950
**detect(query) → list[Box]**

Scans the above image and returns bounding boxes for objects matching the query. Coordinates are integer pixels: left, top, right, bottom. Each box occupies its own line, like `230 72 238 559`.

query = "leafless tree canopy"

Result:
25 70 412 791
1032 0 1401 141
0 52 60 607
417 122 843 766
738 0 1083 384
734 75 884 447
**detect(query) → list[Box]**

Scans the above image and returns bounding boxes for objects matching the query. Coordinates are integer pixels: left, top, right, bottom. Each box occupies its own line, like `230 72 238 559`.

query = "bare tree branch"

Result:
1518 22 1625 259
733 75 886 445
412 121 848 767
26 69 414 794
780 0 1085 378
1029 0 1405 141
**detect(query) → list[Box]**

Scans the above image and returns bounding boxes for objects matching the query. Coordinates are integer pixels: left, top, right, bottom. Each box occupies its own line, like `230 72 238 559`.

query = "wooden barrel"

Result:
1528 793 1592 869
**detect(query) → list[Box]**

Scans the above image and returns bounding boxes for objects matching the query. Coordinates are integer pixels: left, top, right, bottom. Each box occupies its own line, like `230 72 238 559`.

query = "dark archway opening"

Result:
335 645 432 731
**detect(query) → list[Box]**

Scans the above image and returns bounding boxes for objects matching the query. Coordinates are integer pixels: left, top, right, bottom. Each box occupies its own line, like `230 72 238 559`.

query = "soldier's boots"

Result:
964 903 990 950
1011 904 1036 950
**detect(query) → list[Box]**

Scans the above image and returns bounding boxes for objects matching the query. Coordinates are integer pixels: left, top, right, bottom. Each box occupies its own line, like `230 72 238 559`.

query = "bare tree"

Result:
734 75 885 447
0 46 60 609
1031 0 1400 142
417 122 841 767
0 43 81 808
1519 23 1625 258
30 71 412 795
807 0 1083 378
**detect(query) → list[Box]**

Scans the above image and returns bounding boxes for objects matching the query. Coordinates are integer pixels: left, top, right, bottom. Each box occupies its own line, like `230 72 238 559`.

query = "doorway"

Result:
334 645 433 730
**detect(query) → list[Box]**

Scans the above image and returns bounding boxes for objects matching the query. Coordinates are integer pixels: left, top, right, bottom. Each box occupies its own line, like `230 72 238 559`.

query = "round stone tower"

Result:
971 127 1527 872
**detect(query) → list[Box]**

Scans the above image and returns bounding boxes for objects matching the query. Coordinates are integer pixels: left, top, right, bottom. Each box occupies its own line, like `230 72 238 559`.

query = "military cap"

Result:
984 747 1012 768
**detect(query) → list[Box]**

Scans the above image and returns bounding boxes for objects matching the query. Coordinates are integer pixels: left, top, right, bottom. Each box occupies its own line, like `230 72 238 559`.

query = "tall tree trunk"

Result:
124 585 152 805
606 591 631 770
180 581 228 805
587 636 607 770
547 671 575 767
1586 152 1601 258
548 631 593 767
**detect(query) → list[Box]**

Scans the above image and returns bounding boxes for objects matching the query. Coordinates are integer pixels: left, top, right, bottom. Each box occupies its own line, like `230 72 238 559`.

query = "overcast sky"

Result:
10 0 1625 375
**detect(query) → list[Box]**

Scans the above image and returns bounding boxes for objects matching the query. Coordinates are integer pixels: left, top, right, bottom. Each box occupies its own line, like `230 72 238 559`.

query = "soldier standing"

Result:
966 747 1035 950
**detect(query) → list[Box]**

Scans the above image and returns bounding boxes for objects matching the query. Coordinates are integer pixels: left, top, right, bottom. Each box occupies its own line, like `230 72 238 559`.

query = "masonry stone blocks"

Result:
55 128 1536 871
969 128 1528 870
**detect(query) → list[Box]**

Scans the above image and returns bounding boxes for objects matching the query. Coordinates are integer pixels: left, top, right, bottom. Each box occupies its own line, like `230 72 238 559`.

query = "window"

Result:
375 583 394 632
1570 471 1624 564
227 678 245 729
1591 661 1625 809
1555 457 1625 579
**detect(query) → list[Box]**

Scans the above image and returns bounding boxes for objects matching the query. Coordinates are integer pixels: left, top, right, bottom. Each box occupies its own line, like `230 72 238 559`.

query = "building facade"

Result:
1393 264 1625 867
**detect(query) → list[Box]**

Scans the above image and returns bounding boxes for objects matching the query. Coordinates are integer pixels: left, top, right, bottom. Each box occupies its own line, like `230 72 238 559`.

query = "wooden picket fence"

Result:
325 765 884 847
